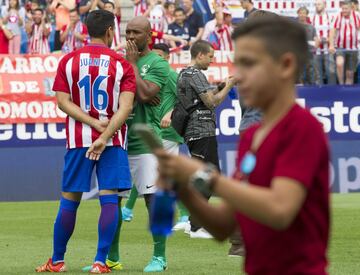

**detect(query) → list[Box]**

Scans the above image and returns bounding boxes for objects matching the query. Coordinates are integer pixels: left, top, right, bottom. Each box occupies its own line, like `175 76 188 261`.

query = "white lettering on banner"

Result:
0 55 60 74
0 124 13 140
0 102 11 118
10 81 40 93
0 101 66 121
338 157 360 193
17 124 31 140
0 123 66 141
48 123 66 139
219 100 242 136
297 99 360 134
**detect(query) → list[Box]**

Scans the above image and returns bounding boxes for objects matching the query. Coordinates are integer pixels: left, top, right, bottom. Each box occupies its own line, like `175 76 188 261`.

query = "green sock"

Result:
153 234 166 258
177 202 189 218
125 186 138 210
107 198 122 262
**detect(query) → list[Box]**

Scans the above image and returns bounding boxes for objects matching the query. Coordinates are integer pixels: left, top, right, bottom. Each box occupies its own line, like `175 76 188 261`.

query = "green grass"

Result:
0 194 359 275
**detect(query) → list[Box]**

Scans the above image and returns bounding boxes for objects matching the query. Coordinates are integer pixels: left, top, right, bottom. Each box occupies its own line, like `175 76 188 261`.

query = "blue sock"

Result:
52 197 80 263
95 194 119 264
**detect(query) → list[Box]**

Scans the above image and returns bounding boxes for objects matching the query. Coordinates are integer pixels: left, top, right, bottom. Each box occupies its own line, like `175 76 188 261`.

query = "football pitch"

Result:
0 194 359 275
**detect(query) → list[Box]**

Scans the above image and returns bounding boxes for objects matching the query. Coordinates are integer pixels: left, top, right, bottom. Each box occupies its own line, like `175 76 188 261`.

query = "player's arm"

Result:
158 174 237 241
156 151 307 237
98 92 134 142
198 76 237 109
126 40 168 103
162 33 188 45
213 176 307 231
56 91 108 132
86 91 135 160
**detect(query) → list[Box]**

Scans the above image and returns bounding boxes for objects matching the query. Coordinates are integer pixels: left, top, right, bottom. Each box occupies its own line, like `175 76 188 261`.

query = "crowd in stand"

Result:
1 0 360 84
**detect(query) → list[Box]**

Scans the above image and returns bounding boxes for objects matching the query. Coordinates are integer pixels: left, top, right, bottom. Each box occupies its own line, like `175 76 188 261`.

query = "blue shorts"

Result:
62 147 132 192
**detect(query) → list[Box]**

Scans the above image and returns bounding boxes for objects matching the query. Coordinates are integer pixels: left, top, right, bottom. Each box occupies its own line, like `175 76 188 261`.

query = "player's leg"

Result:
36 148 94 273
345 52 357 85
163 139 190 231
106 196 123 270
90 147 132 273
122 185 138 222
133 154 167 272
187 137 219 239
336 53 345 84
144 193 167 271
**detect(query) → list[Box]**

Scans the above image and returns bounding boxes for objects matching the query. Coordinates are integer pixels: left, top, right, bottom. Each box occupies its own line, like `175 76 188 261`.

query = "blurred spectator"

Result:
298 6 320 84
25 8 51 54
60 8 87 53
79 0 106 21
182 0 204 45
0 17 14 53
312 0 336 84
330 0 360 84
103 0 121 52
352 0 359 12
168 7 189 48
49 0 76 51
203 7 233 51
132 0 147 16
240 0 256 19
60 9 88 53
164 1 175 24
146 0 167 44
2 0 25 54
25 0 40 21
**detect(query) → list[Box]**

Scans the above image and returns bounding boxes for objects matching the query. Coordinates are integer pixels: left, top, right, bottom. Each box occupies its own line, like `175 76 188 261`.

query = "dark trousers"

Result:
54 30 62 51
187 136 220 231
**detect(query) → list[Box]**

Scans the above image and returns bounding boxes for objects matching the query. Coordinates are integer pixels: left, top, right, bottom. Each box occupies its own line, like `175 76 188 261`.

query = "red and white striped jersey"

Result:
312 12 333 54
149 5 167 44
134 0 147 16
61 21 88 53
333 11 360 50
52 44 136 150
27 23 51 54
214 24 233 51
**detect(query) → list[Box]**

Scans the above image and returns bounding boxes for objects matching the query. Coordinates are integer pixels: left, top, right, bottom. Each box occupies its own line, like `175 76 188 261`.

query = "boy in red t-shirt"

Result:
155 16 330 275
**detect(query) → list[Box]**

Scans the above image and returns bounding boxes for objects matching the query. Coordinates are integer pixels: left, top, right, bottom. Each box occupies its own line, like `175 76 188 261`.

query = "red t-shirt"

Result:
0 30 9 54
234 104 329 275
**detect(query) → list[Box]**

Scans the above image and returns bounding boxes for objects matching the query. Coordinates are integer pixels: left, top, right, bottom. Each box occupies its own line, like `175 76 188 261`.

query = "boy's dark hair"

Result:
164 2 175 9
104 1 115 9
86 10 115 38
231 16 308 78
32 8 44 14
190 40 213 59
248 9 278 19
153 43 170 55
174 7 185 14
69 8 79 14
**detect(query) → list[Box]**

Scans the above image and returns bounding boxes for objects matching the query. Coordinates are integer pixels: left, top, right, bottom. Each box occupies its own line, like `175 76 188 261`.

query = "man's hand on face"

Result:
126 40 140 63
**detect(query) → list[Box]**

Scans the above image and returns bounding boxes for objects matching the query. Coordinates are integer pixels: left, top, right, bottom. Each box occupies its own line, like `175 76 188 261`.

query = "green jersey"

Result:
127 51 170 155
159 68 184 144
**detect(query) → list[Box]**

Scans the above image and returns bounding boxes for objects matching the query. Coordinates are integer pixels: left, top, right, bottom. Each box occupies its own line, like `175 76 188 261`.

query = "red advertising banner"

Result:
0 52 234 124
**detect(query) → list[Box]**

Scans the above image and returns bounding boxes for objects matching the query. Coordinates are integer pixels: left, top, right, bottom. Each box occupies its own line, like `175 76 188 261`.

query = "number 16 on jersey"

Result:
78 75 109 111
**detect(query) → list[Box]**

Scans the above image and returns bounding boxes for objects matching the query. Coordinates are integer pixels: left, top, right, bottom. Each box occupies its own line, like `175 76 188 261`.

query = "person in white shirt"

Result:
312 0 336 84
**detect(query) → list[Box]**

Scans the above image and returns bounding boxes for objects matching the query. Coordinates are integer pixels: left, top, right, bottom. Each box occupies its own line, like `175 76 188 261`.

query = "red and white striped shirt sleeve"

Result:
119 60 136 93
53 57 71 93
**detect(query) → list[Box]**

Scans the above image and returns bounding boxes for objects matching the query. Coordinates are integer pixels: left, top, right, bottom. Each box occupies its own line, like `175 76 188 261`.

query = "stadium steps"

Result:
120 0 134 39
